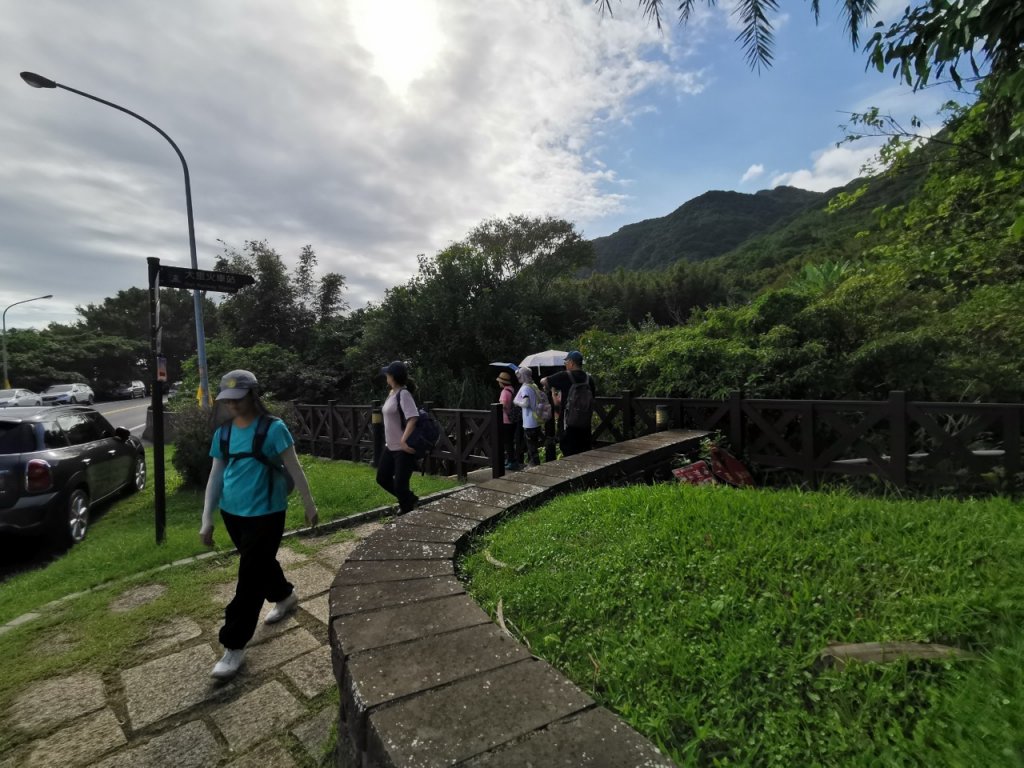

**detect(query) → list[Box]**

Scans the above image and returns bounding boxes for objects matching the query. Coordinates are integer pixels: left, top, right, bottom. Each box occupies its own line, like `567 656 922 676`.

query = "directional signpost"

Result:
147 257 254 543
157 265 255 293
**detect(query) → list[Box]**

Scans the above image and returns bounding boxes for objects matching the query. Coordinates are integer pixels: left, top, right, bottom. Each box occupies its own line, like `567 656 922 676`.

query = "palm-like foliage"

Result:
595 0 877 71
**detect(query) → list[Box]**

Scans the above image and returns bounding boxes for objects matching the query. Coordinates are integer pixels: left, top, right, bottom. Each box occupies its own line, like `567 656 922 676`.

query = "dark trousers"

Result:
376 449 418 512
502 422 518 465
523 427 542 465
560 425 592 457
219 510 292 650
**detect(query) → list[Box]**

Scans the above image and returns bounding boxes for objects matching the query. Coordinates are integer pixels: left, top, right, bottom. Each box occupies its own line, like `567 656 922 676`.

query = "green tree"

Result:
348 215 593 406
76 287 219 383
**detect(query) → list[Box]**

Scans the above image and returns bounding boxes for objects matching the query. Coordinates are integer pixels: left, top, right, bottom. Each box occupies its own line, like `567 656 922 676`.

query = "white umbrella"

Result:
519 349 569 368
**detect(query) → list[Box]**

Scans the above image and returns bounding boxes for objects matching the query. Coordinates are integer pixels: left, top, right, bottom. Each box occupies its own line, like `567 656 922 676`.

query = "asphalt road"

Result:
94 397 157 441
0 397 159 583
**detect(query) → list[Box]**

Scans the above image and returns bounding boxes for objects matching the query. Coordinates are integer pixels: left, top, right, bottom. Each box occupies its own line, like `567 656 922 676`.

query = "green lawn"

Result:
0 446 458 625
462 484 1024 766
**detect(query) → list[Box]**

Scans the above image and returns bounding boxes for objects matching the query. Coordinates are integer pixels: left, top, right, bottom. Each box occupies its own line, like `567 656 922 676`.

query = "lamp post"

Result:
20 71 212 407
2 294 53 388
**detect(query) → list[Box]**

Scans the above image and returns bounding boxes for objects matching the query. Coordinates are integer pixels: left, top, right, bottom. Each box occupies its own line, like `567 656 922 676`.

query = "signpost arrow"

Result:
158 265 255 293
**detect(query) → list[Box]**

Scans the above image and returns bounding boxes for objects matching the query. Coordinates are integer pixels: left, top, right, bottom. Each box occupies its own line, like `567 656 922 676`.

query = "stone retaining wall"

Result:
328 430 705 767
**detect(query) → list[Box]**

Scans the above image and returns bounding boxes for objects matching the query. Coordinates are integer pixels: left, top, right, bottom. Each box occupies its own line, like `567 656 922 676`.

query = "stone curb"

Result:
329 430 707 767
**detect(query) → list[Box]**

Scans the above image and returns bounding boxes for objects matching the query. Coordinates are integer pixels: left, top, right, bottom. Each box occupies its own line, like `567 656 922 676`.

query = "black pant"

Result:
219 510 292 650
560 425 592 457
502 422 518 465
523 427 542 464
376 449 418 512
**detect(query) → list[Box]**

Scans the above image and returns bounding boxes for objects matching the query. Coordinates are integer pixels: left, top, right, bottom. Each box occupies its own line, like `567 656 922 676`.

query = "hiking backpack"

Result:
531 384 553 422
563 372 593 428
219 414 296 506
398 390 442 457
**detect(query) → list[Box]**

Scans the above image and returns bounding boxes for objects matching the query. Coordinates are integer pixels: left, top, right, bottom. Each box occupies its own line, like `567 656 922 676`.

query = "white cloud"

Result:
740 163 765 183
0 0 707 326
770 143 882 192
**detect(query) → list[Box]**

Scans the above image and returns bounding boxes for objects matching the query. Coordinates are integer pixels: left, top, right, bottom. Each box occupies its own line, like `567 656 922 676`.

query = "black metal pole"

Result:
148 257 166 543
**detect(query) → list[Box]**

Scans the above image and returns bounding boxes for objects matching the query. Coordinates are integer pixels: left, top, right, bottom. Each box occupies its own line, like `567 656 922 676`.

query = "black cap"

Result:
381 360 408 378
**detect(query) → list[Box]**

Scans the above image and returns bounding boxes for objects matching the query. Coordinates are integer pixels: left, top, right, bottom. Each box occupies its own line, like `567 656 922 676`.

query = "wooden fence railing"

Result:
293 391 1023 490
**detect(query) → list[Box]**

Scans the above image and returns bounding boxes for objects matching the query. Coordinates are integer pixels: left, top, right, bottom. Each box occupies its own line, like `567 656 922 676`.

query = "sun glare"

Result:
349 0 444 97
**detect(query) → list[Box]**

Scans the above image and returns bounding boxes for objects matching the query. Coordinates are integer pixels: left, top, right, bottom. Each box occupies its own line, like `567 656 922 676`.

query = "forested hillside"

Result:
589 186 823 273
582 100 1024 402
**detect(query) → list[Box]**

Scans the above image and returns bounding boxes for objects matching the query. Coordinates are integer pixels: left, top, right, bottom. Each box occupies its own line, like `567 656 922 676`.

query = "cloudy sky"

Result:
2 0 960 329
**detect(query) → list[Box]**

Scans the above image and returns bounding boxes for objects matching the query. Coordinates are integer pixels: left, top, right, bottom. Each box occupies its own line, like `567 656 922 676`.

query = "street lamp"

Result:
20 71 212 407
2 294 53 388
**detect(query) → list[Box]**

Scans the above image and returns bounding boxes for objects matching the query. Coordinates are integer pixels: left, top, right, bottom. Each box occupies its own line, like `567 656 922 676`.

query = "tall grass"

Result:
0 447 457 624
462 484 1024 766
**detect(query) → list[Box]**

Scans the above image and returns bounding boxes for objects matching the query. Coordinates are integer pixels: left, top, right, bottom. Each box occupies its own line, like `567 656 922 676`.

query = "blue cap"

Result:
216 369 258 400
564 351 584 365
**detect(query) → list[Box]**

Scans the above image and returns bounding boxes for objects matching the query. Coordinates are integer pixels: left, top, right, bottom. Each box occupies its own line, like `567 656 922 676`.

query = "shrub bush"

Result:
170 403 216 488
171 399 300 488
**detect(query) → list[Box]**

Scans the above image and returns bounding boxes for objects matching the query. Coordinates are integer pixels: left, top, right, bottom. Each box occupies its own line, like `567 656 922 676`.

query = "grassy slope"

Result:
463 484 1024 766
0 447 457 625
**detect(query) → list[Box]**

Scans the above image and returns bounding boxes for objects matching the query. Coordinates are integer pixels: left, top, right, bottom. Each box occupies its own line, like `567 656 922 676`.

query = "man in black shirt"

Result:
541 350 597 457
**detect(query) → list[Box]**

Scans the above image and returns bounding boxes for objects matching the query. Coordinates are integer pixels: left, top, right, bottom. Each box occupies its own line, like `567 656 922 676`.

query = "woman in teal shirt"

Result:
200 369 318 680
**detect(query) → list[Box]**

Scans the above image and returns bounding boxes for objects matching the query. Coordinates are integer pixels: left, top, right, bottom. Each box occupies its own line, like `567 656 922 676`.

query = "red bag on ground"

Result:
672 459 717 485
709 447 754 487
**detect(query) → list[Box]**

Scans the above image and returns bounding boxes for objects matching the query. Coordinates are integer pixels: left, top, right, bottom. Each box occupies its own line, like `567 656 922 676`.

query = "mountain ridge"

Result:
589 186 825 273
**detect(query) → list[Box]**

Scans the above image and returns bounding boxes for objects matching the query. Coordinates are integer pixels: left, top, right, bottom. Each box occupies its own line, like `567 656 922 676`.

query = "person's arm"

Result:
512 385 529 408
280 445 319 528
399 389 418 453
200 458 225 546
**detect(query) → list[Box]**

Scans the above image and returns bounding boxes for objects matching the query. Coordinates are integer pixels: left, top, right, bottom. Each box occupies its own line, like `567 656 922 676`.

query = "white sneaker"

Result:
210 648 245 680
264 590 299 624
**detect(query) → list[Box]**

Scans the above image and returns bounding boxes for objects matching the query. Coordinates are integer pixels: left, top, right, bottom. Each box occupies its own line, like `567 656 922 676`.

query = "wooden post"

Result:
802 400 816 488
491 402 505 479
889 391 907 488
423 401 434 475
327 399 337 460
621 390 634 441
1006 406 1021 493
728 390 743 453
455 410 465 479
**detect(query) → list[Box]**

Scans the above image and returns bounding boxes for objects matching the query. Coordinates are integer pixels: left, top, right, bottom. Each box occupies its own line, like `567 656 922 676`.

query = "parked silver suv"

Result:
41 383 94 405
112 380 146 399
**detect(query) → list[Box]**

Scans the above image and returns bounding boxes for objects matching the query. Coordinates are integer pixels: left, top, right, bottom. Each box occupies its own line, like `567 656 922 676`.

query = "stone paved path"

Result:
0 520 385 768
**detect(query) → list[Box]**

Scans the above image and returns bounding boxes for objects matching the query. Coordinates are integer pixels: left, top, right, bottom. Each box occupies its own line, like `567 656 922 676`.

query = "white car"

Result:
41 383 94 405
0 388 42 407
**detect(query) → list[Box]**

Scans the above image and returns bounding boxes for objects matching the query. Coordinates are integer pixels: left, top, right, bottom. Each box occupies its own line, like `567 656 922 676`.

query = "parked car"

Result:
111 380 146 399
40 383 94 405
0 405 146 544
0 389 42 408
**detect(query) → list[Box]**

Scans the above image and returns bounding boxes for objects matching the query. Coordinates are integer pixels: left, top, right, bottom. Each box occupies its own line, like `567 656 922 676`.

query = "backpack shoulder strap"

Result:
220 421 233 460
252 414 275 459
397 388 411 429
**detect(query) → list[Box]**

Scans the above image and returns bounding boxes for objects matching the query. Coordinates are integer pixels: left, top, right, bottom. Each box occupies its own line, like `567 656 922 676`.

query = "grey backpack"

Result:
563 372 593 428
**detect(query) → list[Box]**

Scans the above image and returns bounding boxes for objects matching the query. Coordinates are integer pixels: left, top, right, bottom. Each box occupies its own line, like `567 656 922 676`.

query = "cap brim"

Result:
216 388 250 401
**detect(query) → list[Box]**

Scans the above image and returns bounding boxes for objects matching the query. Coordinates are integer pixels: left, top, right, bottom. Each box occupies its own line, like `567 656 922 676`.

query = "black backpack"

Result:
397 390 442 457
219 414 295 506
563 372 594 428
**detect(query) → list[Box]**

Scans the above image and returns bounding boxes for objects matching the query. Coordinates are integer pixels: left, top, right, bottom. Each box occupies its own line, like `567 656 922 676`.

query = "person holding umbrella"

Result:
541 350 597 457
